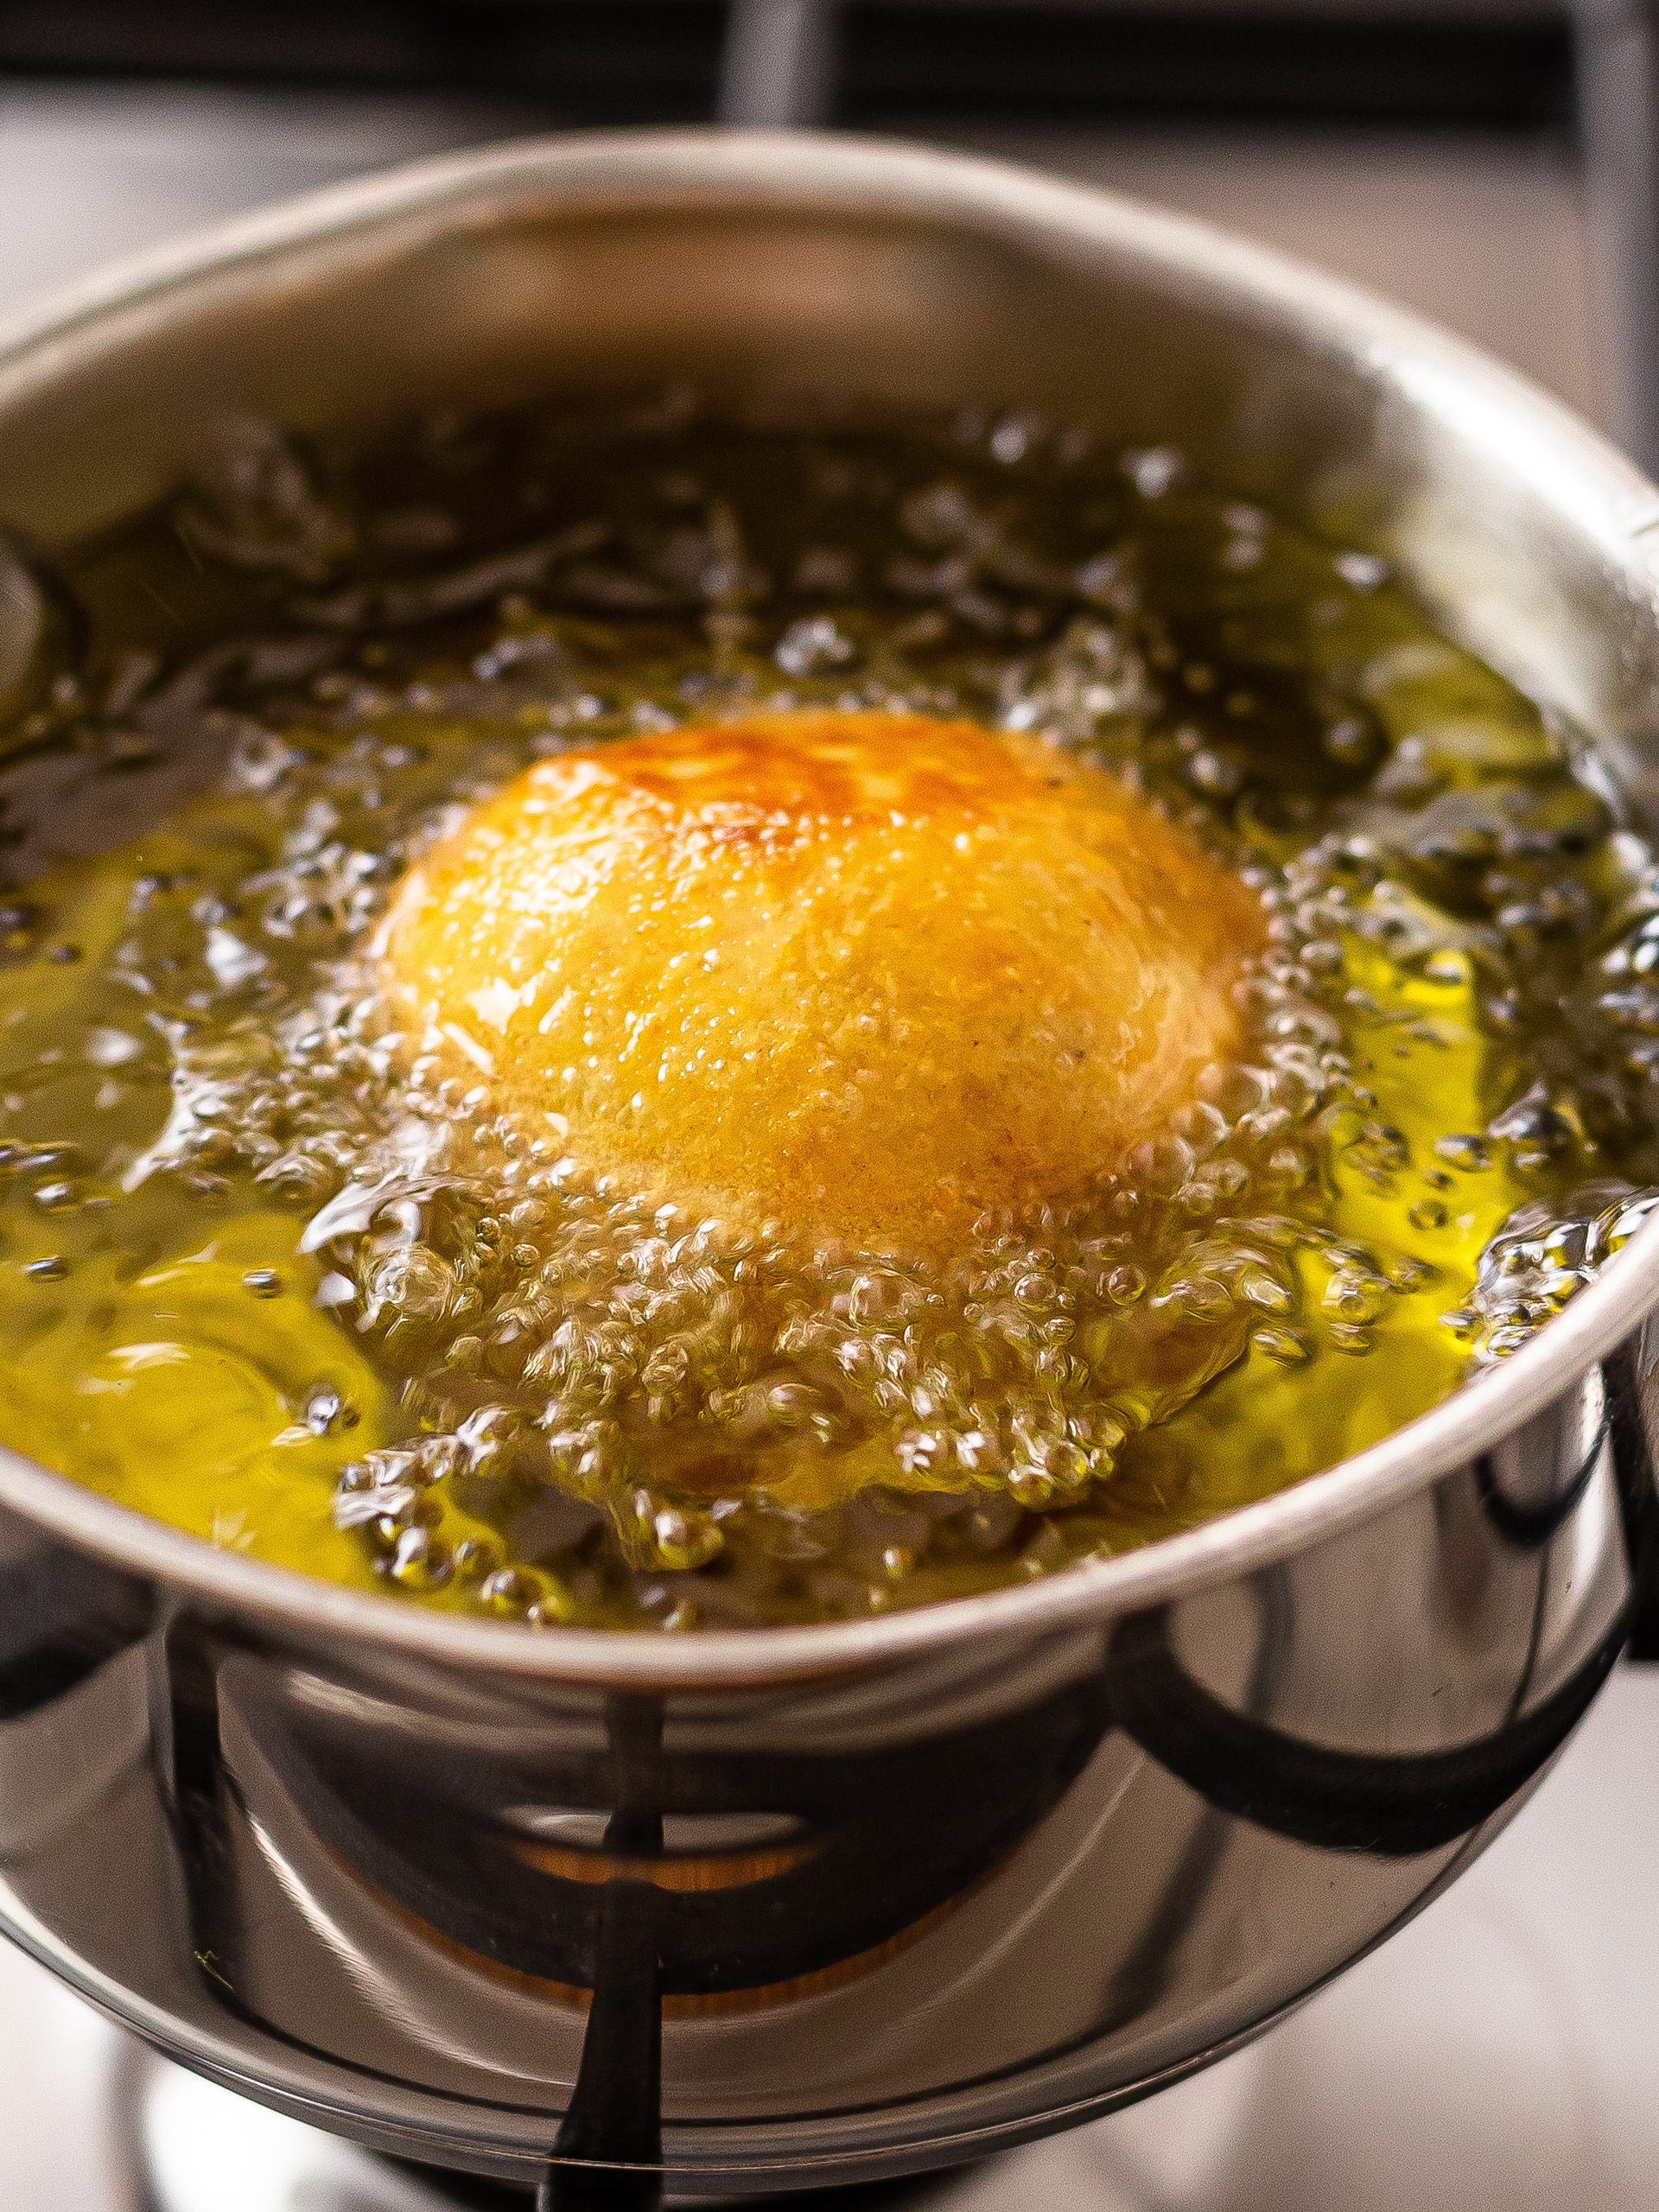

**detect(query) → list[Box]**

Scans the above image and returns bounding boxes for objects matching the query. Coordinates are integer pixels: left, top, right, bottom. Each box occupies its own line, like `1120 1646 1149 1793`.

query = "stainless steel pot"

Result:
0 130 1655 2210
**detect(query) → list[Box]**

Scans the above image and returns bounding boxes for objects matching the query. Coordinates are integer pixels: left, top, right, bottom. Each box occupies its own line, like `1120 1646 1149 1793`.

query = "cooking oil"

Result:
0 397 1647 1630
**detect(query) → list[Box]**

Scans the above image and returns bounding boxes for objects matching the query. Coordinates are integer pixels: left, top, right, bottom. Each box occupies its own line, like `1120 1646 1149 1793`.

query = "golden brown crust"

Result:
381 711 1265 1247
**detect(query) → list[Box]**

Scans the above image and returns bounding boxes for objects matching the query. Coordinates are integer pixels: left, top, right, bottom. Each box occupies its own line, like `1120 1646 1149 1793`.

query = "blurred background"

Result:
0 0 1651 466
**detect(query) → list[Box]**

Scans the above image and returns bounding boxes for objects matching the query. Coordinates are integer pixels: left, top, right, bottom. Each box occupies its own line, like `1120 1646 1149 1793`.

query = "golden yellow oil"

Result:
0 400 1649 1630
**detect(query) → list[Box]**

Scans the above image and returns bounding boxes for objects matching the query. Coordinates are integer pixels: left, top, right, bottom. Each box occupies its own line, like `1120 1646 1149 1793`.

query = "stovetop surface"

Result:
7 1666 1656 2212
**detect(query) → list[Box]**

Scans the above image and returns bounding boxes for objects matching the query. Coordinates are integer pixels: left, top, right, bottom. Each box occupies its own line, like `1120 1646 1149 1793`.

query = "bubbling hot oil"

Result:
0 401 1652 1630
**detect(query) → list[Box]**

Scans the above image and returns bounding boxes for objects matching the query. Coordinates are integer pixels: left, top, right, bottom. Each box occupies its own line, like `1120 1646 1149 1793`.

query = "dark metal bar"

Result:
539 1696 665 2212
1574 0 1659 474
841 2 1573 127
0 3 728 120
0 1 1576 132
720 0 839 123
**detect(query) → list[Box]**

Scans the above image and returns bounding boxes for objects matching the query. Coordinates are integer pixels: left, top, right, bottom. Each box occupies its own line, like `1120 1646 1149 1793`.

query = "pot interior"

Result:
0 137 1653 819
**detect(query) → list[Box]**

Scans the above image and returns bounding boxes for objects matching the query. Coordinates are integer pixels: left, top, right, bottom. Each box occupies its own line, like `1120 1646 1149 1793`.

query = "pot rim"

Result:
1 124 1656 1688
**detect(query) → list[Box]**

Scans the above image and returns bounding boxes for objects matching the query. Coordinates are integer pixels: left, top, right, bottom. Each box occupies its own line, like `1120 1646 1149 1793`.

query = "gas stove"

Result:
7 1667 1656 2212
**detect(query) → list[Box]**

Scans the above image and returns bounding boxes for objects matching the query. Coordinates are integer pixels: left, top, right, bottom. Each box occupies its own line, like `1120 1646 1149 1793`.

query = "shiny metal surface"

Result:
0 131 1653 2201
129 1662 1659 2210
16 1662 1659 2210
0 92 1603 420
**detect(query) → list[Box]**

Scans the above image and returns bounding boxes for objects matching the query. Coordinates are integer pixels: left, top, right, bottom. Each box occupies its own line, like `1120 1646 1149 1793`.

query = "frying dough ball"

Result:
381 711 1265 1248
